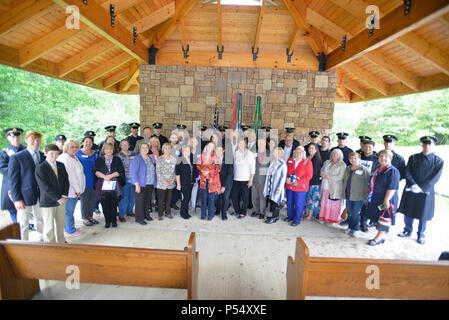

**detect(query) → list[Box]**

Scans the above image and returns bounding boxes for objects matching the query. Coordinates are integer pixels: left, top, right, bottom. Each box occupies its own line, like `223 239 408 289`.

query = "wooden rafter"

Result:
180 19 188 50
326 0 449 70
58 39 115 77
19 24 85 67
217 0 223 50
127 2 175 34
118 60 140 92
0 0 53 37
101 0 145 14
341 62 389 96
288 26 300 54
306 7 352 42
363 52 420 91
152 0 201 49
253 0 267 51
338 72 368 100
337 71 352 102
53 0 149 63
396 32 449 77
84 52 133 84
327 0 374 21
281 0 327 56
103 67 130 89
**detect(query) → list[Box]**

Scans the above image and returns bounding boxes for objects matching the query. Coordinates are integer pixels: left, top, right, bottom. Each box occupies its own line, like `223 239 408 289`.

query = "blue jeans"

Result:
201 180 216 219
404 216 427 238
8 209 17 223
118 182 135 217
65 197 79 234
346 200 364 231
286 189 307 223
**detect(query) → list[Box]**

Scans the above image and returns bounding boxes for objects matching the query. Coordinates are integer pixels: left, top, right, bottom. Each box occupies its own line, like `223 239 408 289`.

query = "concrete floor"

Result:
1 194 448 300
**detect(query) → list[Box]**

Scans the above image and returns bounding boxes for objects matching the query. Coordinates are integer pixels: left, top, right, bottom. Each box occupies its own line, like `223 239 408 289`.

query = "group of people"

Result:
0 122 444 247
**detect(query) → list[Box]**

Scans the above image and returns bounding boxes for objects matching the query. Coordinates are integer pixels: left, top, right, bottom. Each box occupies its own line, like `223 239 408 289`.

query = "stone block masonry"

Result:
139 65 337 145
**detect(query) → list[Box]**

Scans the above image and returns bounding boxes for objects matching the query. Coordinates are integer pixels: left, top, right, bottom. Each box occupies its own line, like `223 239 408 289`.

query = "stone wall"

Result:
139 65 336 144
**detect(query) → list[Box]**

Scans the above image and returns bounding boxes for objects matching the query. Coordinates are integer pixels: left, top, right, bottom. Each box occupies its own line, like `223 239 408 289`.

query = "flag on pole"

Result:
254 95 262 139
232 93 238 130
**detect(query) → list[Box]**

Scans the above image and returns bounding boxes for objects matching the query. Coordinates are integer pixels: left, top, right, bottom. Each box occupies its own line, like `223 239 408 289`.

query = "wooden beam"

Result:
363 52 420 91
179 19 188 50
339 74 368 100
53 0 148 63
253 0 267 50
327 0 373 21
19 24 84 67
326 0 449 70
58 39 115 77
155 50 319 70
118 60 140 92
101 0 145 14
288 27 300 54
84 52 133 84
103 67 130 89
342 62 389 95
0 0 53 37
396 32 449 77
337 71 352 101
351 73 449 103
152 0 201 49
281 0 327 56
127 1 175 34
306 7 352 42
217 0 223 49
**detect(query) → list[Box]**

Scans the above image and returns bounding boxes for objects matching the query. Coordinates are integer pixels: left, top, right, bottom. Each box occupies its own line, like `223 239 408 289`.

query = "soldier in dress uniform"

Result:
127 122 143 152
356 136 374 154
398 136 444 245
82 131 99 151
55 134 66 155
0 128 26 223
330 132 353 166
98 125 120 152
305 131 321 156
383 135 406 180
151 122 168 148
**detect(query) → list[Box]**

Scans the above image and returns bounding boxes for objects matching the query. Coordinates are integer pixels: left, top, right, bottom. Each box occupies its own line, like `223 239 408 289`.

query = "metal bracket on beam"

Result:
133 27 137 46
110 4 116 28
251 46 259 61
404 0 411 15
148 45 158 65
182 44 190 59
286 48 293 63
317 53 327 72
217 45 224 60
342 35 347 53
83 0 87 4
368 13 375 37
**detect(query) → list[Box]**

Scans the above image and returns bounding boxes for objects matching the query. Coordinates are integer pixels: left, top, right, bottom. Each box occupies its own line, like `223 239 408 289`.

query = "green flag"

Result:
254 96 262 138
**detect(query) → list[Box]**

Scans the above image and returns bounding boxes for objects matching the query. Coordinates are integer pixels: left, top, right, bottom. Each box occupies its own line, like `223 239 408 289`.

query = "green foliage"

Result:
0 65 139 150
334 88 449 146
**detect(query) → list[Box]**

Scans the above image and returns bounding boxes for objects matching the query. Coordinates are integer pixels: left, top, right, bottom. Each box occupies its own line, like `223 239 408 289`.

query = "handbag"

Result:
378 204 395 227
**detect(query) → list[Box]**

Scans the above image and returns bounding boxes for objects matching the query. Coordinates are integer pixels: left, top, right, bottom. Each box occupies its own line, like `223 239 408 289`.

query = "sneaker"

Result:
65 228 82 237
343 228 352 235
351 231 360 238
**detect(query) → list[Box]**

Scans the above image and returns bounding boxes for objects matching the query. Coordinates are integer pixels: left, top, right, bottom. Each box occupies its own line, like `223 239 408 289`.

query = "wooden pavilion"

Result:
0 0 448 103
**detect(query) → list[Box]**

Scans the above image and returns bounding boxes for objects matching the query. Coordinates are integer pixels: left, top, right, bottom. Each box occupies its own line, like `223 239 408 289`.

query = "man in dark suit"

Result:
279 128 300 150
8 130 46 241
126 122 143 152
0 128 26 223
35 144 69 243
215 146 234 220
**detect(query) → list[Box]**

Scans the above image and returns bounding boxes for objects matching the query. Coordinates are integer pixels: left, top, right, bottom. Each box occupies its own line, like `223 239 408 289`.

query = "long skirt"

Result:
319 189 342 223
305 184 321 218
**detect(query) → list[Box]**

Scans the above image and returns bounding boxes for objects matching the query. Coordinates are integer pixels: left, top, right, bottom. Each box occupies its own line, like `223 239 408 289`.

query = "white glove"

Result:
411 184 423 194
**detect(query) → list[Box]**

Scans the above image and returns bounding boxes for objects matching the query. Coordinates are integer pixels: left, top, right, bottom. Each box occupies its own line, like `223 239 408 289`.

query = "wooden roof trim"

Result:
53 0 149 64
341 62 389 96
0 0 54 37
396 32 449 77
326 0 449 70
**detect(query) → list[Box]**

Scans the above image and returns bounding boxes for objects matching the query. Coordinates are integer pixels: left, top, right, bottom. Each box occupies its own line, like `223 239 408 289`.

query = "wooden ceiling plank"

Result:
103 67 130 89
326 0 449 70
53 0 148 63
84 52 133 84
58 39 115 77
19 24 84 67
363 52 420 91
396 32 449 77
327 0 374 21
128 1 175 34
0 0 53 37
342 62 389 95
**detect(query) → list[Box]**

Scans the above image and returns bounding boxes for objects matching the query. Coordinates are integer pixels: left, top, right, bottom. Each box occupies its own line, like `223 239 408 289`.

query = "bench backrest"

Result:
287 237 449 300
0 223 198 300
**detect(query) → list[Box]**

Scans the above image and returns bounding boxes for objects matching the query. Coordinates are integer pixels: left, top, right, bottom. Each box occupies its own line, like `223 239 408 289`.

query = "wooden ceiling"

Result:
0 0 448 102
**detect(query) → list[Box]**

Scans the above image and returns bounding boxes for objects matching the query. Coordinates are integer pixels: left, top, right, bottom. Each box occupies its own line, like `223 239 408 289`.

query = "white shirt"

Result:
283 145 292 163
233 149 256 181
58 153 86 197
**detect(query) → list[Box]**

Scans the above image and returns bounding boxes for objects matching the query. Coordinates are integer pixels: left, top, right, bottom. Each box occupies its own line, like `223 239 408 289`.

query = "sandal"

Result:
83 220 94 227
89 218 99 224
367 238 386 246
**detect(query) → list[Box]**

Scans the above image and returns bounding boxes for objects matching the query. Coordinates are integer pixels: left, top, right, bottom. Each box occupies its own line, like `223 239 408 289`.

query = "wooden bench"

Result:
0 223 199 300
286 237 449 300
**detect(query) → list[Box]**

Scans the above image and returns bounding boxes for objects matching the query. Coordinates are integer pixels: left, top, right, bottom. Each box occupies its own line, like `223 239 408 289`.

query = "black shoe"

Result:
251 212 258 217
237 214 246 219
146 217 153 222
417 237 425 245
171 205 179 210
138 221 147 225
291 221 299 227
105 223 110 228
368 221 377 228
201 216 206 220
222 216 228 221
360 223 368 233
284 217 292 222
266 217 279 224
258 214 265 220
398 231 412 238
230 211 235 216
181 215 190 220
112 222 117 228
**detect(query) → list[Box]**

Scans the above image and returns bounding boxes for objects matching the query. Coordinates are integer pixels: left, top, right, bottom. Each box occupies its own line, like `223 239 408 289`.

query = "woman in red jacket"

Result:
285 146 313 226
